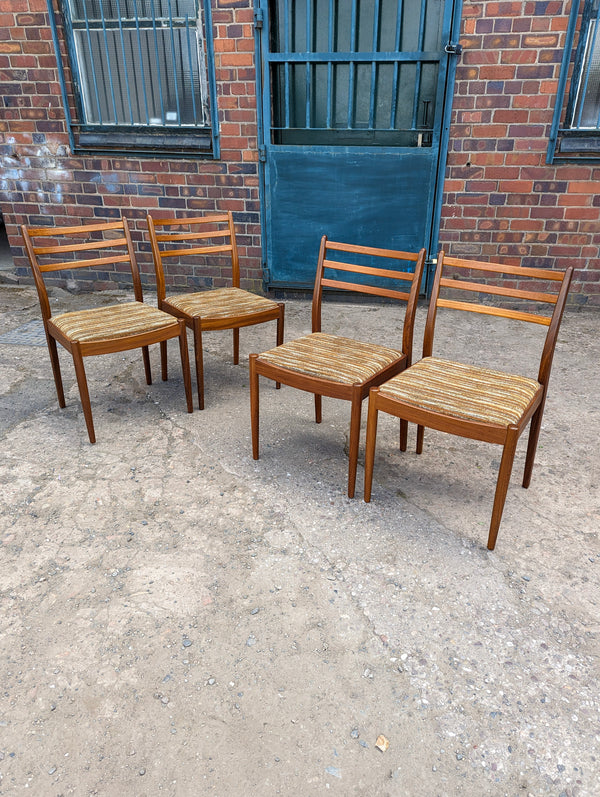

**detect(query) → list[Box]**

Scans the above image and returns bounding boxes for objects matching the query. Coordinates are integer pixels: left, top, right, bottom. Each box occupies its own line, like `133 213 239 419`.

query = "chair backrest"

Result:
147 212 239 302
312 236 426 363
21 218 143 323
424 252 574 386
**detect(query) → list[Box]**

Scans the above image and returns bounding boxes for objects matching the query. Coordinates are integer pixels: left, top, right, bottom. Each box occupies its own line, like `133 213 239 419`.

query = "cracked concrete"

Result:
0 283 598 796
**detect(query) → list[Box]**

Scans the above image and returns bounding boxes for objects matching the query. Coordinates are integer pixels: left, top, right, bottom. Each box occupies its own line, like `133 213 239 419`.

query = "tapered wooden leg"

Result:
177 322 193 414
399 419 408 452
363 389 379 503
522 400 545 489
233 328 240 365
45 332 65 408
249 354 260 460
142 345 152 385
347 387 362 499
160 340 168 381
487 426 520 551
192 317 204 410
71 344 95 444
416 424 425 454
314 394 322 424
275 303 284 389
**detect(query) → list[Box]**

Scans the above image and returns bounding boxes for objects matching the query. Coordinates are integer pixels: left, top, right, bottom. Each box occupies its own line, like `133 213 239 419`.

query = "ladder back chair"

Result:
363 252 573 550
250 236 426 498
22 218 193 444
147 212 285 409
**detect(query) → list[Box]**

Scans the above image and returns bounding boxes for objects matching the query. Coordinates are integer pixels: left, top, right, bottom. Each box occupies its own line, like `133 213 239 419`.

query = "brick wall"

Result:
0 0 264 294
440 0 599 306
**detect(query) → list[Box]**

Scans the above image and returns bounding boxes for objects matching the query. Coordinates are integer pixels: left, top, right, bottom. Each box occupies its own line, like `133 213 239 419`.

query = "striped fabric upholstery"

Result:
378 357 541 426
258 332 403 384
51 302 176 342
166 287 278 319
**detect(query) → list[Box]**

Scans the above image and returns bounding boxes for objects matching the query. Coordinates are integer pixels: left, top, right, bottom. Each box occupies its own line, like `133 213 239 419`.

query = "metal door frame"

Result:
254 0 463 293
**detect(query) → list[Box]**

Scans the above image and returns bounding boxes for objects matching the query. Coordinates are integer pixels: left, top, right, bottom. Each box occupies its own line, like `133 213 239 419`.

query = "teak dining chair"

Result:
147 212 284 409
250 236 426 498
363 252 573 550
22 218 193 444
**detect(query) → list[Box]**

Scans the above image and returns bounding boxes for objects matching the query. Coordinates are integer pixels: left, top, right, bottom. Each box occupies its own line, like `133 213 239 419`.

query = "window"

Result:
52 0 219 156
548 0 600 161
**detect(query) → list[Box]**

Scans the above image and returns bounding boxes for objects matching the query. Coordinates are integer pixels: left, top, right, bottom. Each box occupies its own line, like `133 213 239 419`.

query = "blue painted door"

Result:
257 0 462 288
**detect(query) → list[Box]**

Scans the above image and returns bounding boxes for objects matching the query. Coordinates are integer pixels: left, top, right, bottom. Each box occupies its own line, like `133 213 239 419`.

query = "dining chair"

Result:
363 252 573 549
21 218 193 443
147 212 284 409
250 235 426 498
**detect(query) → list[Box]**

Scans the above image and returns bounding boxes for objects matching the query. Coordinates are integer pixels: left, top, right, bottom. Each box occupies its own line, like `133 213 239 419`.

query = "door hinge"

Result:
254 8 264 29
444 43 463 56
258 145 266 162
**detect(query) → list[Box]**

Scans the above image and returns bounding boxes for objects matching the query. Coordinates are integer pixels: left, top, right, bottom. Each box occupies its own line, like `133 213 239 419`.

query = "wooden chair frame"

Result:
363 251 573 549
22 218 193 443
147 211 284 409
250 235 426 498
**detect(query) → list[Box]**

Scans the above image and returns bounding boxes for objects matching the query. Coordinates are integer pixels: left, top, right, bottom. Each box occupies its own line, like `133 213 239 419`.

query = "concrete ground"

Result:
0 279 598 797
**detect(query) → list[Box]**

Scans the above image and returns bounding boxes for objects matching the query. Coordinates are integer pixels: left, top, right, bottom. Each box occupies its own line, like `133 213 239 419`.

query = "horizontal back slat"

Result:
437 298 552 326
439 277 558 305
39 254 132 273
155 229 230 244
150 214 230 227
26 221 125 237
160 243 233 259
442 255 564 282
326 240 421 262
34 236 128 256
323 258 415 282
321 277 411 302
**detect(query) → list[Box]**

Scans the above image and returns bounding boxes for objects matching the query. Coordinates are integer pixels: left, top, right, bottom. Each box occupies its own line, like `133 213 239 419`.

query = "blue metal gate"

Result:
255 0 462 289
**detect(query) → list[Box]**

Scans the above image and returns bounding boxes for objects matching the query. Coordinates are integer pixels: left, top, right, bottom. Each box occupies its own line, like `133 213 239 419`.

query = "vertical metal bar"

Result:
98 0 119 121
185 14 198 123
151 1 166 123
390 0 403 129
305 0 312 127
202 0 220 157
576 11 600 128
326 0 334 129
167 0 182 125
115 0 134 123
134 1 150 124
411 0 428 130
81 0 104 124
369 0 382 129
284 0 290 128
47 0 76 151
348 0 358 128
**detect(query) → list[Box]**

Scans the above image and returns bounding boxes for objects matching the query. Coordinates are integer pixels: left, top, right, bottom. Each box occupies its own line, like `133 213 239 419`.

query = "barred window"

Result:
548 0 600 161
53 0 218 156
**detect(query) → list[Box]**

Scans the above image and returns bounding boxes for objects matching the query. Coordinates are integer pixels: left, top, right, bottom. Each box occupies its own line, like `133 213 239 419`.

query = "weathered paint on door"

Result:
257 0 461 289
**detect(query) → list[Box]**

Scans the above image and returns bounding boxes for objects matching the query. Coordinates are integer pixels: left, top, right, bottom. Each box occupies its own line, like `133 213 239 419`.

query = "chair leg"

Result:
177 322 193 414
522 401 545 489
487 426 520 551
192 318 204 410
233 328 240 365
363 389 379 503
314 394 322 424
347 387 362 499
160 340 168 382
416 424 425 454
71 344 95 444
142 345 152 385
249 353 260 460
45 333 65 408
275 303 285 390
399 419 408 452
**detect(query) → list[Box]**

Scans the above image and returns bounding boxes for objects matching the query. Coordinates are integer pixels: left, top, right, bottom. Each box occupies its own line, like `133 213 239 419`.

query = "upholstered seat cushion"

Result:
258 332 403 385
51 302 176 342
378 356 541 427
165 287 278 320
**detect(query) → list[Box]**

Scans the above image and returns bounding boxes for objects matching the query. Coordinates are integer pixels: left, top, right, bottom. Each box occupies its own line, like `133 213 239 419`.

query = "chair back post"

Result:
227 211 241 288
21 225 53 324
311 235 328 333
122 217 144 303
537 265 574 388
422 249 445 358
401 247 426 366
146 214 167 304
